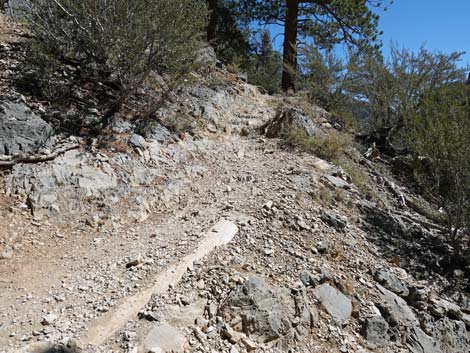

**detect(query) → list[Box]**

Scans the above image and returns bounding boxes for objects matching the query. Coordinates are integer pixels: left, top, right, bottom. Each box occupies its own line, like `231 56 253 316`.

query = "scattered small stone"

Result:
263 201 273 210
126 254 143 268
263 248 274 256
41 314 57 326
317 241 329 254
123 331 137 342
229 345 240 353
207 124 217 133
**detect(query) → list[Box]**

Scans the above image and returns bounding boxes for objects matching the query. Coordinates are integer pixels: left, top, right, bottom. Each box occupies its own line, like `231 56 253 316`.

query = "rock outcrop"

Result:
0 101 54 156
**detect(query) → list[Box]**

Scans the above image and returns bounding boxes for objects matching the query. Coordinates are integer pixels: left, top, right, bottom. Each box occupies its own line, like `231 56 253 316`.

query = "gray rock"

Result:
325 175 350 189
313 284 352 324
458 294 470 313
417 312 435 335
300 268 334 288
0 101 54 155
41 314 57 326
143 323 186 353
376 284 419 328
128 133 146 150
140 122 178 144
434 318 469 352
362 315 389 349
300 271 318 287
407 326 439 353
220 277 305 343
429 298 463 320
374 268 409 297
408 286 430 307
108 116 134 133
161 300 206 328
316 240 330 254
5 145 159 215
14 341 81 353
126 254 143 268
462 312 470 329
195 46 218 69
321 212 347 230
0 248 14 260
360 202 407 236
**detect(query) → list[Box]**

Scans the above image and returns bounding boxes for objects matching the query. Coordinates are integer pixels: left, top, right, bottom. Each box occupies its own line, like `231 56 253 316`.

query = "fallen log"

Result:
82 220 238 348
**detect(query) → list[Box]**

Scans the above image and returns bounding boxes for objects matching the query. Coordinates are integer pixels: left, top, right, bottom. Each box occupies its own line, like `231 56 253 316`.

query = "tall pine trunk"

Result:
207 0 218 42
282 0 299 92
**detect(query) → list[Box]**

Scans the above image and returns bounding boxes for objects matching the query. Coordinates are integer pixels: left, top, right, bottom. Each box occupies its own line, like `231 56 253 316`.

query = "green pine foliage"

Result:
246 30 282 94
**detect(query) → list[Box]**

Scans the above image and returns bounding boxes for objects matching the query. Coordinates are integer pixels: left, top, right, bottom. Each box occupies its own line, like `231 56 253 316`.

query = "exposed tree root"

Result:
0 143 80 168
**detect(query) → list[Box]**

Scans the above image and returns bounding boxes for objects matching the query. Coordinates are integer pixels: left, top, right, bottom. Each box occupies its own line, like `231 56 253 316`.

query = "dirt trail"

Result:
0 126 340 351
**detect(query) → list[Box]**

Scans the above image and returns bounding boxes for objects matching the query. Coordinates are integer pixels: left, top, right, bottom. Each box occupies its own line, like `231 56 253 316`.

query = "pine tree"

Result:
231 0 391 91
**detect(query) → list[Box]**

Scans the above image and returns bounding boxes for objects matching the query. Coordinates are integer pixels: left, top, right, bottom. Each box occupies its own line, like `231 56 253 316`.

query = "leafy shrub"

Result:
411 83 470 249
339 160 370 195
346 46 466 138
25 0 207 112
286 127 351 162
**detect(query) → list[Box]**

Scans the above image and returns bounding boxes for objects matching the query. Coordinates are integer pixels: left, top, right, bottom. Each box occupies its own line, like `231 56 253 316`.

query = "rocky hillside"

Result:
1 13 470 353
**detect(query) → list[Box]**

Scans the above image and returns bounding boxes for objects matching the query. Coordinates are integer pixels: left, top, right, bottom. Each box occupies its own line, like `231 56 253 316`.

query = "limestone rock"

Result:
220 277 309 344
313 284 352 325
374 268 409 297
0 101 54 155
142 323 186 353
128 133 147 151
429 298 463 320
140 122 178 145
376 284 418 328
362 315 389 348
407 326 439 353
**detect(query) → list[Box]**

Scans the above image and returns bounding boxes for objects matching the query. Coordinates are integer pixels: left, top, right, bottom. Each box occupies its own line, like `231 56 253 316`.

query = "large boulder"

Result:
220 277 315 344
220 277 293 343
0 101 54 155
262 108 324 139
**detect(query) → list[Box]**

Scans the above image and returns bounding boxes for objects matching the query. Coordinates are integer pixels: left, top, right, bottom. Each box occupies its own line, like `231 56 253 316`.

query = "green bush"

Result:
411 83 470 249
25 0 207 109
286 127 351 162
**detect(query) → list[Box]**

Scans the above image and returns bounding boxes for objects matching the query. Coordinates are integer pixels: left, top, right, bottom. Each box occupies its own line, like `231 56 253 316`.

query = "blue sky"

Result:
378 0 468 67
264 0 469 68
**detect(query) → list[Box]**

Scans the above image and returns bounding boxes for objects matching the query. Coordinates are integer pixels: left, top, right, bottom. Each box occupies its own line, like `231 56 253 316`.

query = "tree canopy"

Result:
228 0 391 91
